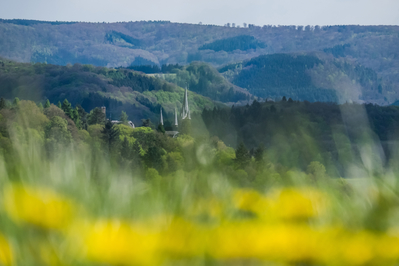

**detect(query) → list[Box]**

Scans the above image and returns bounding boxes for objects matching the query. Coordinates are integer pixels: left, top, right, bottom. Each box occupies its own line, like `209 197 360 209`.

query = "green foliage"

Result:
223 53 332 101
157 123 165 134
141 118 153 128
101 120 120 152
0 98 6 110
306 161 327 182
44 99 51 108
120 136 131 160
37 102 43 111
144 145 165 172
105 31 142 47
203 100 399 175
324 44 351 57
166 62 249 102
12 97 20 107
120 111 128 125
61 99 74 120
0 59 215 126
87 107 106 125
45 116 72 144
235 142 251 169
127 64 183 74
199 35 266 52
254 145 264 164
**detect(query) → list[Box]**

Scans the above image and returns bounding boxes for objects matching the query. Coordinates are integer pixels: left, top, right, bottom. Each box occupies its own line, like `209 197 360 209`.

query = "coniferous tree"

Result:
141 119 153 128
234 142 251 169
87 107 106 125
157 123 165 134
144 145 164 171
131 141 142 165
254 145 264 163
37 102 44 111
120 136 131 160
101 120 120 152
0 98 6 110
57 101 62 109
13 97 20 107
120 111 128 125
61 99 74 120
180 119 192 135
76 105 88 129
73 108 81 129
44 99 51 108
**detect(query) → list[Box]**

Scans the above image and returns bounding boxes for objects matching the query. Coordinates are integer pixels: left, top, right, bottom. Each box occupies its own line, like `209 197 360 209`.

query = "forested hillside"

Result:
0 20 398 104
131 62 253 103
219 53 392 104
0 58 215 124
202 100 399 177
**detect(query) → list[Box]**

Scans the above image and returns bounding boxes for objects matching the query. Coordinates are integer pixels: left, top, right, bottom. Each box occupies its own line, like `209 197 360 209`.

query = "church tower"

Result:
181 87 191 120
174 108 178 127
160 107 164 125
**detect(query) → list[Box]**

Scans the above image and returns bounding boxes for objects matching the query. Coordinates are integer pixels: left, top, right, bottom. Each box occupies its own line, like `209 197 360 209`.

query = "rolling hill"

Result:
219 52 392 104
0 20 398 104
0 58 216 125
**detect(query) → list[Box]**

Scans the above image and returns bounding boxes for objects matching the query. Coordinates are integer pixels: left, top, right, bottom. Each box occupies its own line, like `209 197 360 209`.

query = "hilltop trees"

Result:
120 111 128 125
0 98 6 110
235 142 251 169
44 99 51 108
88 107 106 125
101 120 119 152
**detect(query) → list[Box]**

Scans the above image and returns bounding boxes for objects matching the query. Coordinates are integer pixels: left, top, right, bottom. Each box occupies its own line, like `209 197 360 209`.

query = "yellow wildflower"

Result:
161 218 209 258
233 188 327 220
79 220 161 266
268 188 326 219
0 234 13 266
188 197 225 219
233 189 269 215
3 184 74 230
209 221 320 263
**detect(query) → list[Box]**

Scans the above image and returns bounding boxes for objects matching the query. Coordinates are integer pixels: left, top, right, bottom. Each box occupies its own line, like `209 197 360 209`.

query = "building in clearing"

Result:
102 106 135 128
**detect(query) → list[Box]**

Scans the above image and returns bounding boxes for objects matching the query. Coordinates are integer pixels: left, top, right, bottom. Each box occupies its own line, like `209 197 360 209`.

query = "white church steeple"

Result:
181 87 191 120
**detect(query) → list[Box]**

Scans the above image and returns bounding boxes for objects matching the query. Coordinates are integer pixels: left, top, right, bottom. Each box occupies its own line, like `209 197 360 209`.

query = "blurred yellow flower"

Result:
0 234 13 266
233 188 327 220
233 189 269 215
188 197 224 219
79 220 161 266
269 188 326 219
161 218 209 258
3 184 74 230
210 222 320 263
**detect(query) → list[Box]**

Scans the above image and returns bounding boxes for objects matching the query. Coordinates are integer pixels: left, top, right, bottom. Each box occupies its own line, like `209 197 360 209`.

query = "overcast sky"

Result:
1 0 398 26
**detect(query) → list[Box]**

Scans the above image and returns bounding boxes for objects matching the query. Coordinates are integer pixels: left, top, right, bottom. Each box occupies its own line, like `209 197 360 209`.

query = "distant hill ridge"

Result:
0 20 398 104
219 52 392 105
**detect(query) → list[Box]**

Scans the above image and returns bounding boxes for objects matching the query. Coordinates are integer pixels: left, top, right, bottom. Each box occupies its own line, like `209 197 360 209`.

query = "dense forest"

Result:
219 53 391 104
202 99 399 177
0 20 398 104
198 35 266 52
0 58 215 124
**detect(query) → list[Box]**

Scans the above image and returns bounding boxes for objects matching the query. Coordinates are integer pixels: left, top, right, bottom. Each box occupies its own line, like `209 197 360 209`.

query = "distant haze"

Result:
1 0 398 26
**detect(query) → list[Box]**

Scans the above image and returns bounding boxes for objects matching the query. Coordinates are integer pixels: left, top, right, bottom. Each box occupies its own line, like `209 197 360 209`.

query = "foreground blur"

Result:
1 100 399 266
2 177 399 266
